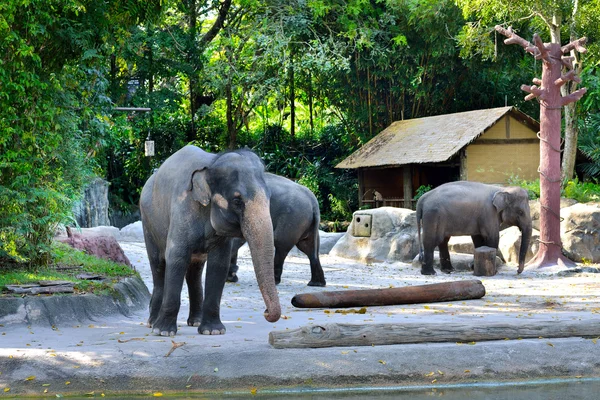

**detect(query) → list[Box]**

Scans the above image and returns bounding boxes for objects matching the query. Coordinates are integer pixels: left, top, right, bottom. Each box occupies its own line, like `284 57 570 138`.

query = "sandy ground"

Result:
1 241 599 396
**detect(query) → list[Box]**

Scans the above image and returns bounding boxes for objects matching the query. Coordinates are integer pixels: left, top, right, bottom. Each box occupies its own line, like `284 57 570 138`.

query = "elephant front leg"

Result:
186 256 206 327
199 242 230 335
439 237 454 274
151 246 187 337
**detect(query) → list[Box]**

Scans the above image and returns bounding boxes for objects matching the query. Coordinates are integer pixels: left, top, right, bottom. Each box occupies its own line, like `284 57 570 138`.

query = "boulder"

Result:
560 202 600 263
498 226 540 264
120 221 145 242
319 231 344 255
530 198 578 231
448 236 475 254
330 207 418 263
411 252 505 272
57 227 132 267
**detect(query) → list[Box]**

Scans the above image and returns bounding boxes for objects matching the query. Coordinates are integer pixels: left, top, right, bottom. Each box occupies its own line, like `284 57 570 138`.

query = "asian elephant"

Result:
139 145 281 337
227 173 326 287
416 181 532 275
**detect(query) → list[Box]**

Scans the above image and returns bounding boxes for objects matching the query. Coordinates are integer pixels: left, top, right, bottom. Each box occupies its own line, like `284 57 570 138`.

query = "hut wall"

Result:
465 116 540 184
361 167 404 201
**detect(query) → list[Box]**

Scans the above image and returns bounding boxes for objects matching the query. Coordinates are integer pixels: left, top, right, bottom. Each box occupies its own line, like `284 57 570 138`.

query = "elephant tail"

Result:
416 201 423 262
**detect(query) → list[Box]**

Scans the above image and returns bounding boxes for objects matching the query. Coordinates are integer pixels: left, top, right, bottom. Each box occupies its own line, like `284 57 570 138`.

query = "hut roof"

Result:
336 106 539 169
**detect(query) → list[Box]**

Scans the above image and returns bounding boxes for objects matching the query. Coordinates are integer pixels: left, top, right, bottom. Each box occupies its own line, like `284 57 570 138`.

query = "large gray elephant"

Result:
416 181 532 275
139 145 280 337
227 173 326 287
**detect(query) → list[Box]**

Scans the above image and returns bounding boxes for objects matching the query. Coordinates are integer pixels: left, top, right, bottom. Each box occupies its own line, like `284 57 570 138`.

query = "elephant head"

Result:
191 150 281 322
493 187 533 273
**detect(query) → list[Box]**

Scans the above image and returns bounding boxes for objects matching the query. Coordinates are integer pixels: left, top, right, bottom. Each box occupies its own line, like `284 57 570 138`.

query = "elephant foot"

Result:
421 268 436 276
199 321 226 335
151 314 178 337
307 279 326 287
187 314 202 327
441 266 455 274
226 272 238 283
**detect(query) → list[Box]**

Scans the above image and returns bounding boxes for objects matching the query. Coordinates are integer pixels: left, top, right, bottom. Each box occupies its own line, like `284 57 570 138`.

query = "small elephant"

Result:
139 145 281 336
416 181 532 275
227 173 326 287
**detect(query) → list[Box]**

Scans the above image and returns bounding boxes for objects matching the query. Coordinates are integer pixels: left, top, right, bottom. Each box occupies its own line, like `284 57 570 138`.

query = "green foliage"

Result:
563 179 600 203
413 185 432 201
507 176 541 199
0 242 137 293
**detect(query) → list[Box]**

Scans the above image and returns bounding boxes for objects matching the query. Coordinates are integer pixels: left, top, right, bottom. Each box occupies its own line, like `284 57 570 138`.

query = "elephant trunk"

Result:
242 191 281 323
517 221 532 274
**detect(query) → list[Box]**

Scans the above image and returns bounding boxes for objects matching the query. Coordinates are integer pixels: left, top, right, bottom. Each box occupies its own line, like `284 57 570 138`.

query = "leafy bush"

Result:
563 179 600 203
507 177 541 199
413 185 432 201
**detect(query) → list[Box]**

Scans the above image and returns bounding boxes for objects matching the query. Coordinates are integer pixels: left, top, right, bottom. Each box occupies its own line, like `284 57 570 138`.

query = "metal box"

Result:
353 214 372 237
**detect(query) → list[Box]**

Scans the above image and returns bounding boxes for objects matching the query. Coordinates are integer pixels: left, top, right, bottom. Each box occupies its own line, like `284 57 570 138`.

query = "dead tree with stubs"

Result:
495 26 587 269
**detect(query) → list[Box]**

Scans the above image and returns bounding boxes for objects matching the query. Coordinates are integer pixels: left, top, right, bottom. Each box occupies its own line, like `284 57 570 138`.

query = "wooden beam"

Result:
471 139 539 145
269 319 600 349
291 280 485 308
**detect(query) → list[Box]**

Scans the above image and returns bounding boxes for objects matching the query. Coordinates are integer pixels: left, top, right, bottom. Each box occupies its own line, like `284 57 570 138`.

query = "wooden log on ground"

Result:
291 280 485 308
473 246 497 276
269 320 600 349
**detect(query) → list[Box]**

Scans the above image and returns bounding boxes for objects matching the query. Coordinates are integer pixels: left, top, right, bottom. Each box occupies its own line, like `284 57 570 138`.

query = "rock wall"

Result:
73 177 110 228
561 202 600 263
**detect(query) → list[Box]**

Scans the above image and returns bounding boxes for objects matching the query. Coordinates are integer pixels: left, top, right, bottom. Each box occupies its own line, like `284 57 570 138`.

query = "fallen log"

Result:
269 320 600 349
291 279 485 308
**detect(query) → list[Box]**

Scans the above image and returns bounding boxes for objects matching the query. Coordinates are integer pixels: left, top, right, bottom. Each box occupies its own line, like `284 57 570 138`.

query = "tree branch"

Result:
562 88 587 106
555 70 582 87
199 0 233 48
495 26 532 50
521 84 544 101
561 37 587 54
532 34 549 62
561 56 575 70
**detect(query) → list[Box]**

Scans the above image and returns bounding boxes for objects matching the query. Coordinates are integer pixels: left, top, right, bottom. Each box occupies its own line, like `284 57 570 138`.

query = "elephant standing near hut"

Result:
227 173 326 287
416 181 532 275
139 145 281 337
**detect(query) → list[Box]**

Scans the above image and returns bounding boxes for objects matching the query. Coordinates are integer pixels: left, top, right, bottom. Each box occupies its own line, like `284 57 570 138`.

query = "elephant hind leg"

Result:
439 237 454 274
420 230 439 276
296 237 326 287
145 237 165 328
186 255 206 327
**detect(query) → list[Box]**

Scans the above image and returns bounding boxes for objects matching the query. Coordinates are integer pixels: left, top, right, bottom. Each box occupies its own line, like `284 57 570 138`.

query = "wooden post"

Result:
269 320 600 349
291 280 485 309
473 246 497 276
403 164 413 209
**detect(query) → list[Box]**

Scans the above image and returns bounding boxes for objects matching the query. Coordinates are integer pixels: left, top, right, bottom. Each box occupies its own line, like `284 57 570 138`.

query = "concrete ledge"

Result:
0 276 150 327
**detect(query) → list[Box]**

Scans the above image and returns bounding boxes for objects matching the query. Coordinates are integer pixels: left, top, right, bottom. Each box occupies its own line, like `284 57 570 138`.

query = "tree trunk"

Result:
226 83 235 149
526 42 574 269
289 47 295 138
562 101 578 182
188 0 197 136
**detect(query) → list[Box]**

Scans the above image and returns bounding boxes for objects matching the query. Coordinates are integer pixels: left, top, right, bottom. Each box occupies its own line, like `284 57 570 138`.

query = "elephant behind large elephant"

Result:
416 181 532 275
227 173 326 287
139 145 281 337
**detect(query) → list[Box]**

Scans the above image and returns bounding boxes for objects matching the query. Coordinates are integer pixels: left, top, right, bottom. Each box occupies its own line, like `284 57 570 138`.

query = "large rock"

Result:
448 236 475 254
330 207 418 263
57 227 132 267
120 221 145 242
530 198 578 231
561 202 600 263
411 252 505 272
72 177 110 228
498 226 540 264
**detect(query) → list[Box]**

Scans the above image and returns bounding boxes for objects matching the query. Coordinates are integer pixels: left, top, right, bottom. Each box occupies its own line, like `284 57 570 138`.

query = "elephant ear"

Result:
492 190 510 212
191 168 211 206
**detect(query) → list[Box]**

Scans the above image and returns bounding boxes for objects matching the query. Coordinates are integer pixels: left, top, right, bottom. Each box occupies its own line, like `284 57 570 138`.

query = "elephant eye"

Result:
232 197 244 208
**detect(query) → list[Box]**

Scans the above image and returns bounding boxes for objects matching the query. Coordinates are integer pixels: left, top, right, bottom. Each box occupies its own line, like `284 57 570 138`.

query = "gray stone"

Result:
330 207 418 263
448 236 475 254
411 252 505 272
499 226 540 264
319 231 345 254
72 177 110 228
530 198 578 231
0 276 150 326
120 221 145 242
560 202 600 263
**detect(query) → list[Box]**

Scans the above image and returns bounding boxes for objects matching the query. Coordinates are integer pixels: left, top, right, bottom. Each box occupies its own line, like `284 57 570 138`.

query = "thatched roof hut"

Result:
337 106 540 209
